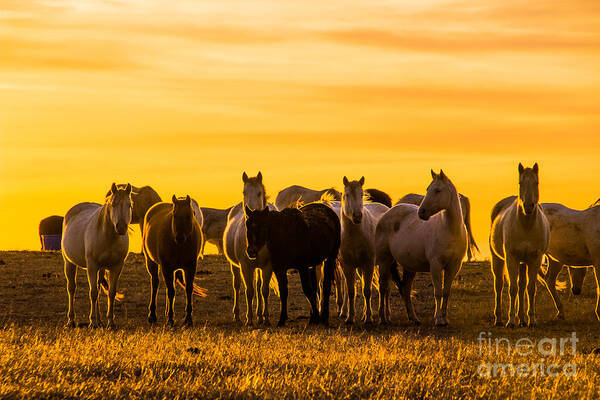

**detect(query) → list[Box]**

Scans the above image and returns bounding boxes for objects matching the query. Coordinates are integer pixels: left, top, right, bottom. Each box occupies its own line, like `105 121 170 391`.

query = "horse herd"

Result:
55 164 600 329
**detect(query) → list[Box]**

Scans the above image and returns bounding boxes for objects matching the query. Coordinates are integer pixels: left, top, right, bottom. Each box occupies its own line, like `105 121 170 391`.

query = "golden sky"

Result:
1 0 599 255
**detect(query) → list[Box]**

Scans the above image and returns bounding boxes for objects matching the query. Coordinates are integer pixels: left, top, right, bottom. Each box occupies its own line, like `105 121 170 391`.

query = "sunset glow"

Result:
1 0 599 254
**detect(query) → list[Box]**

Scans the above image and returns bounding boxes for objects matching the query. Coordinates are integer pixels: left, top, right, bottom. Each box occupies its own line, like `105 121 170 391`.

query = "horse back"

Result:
542 203 594 265
39 215 64 235
62 202 103 267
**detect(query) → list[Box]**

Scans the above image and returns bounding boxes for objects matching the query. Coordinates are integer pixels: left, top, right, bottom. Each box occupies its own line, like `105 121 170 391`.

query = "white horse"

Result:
376 170 467 326
199 206 232 255
61 183 133 328
223 172 276 325
490 163 550 327
328 176 388 324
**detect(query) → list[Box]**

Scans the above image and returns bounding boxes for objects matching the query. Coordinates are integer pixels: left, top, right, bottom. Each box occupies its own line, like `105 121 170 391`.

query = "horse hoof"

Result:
244 320 253 327
107 322 117 330
363 318 373 326
556 313 566 321
276 320 286 328
166 320 175 327
65 321 76 329
344 318 354 326
410 318 421 326
519 321 528 328
148 315 157 324
262 319 271 327
493 320 503 327
88 323 99 329
435 322 448 327
505 322 516 329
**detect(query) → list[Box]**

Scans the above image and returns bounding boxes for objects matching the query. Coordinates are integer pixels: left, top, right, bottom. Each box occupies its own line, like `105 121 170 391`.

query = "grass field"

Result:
1 251 600 399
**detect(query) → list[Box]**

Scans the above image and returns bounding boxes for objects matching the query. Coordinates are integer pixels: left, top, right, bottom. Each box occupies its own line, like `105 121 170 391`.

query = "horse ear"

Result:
431 170 437 180
533 163 539 174
186 195 191 204
359 176 365 186
343 176 349 186
172 194 177 203
110 182 117 194
257 171 263 183
439 170 447 180
518 163 524 174
125 183 132 195
242 172 248 183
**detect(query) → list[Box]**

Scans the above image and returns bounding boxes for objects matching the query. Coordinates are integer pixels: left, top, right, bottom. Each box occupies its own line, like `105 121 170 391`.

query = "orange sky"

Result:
1 0 599 255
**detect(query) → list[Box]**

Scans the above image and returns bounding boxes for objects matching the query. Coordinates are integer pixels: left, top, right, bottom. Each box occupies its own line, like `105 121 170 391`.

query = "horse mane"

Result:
589 198 600 209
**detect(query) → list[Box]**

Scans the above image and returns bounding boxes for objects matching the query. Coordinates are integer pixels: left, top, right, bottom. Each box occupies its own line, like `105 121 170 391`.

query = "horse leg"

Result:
335 264 345 317
183 264 196 327
517 262 527 327
162 267 176 326
342 264 356 325
526 255 543 327
145 255 160 324
255 269 264 325
275 269 288 327
230 264 242 322
85 261 100 328
361 265 374 324
377 260 393 324
106 262 124 329
592 264 600 321
505 256 519 328
430 261 446 326
401 269 419 325
260 265 273 325
299 268 320 325
217 239 224 255
64 260 77 328
543 259 565 320
241 263 255 326
320 256 336 326
491 252 504 326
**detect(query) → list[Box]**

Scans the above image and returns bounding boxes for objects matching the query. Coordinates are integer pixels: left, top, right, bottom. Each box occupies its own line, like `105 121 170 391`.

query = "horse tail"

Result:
269 274 280 297
175 270 208 297
98 271 125 302
536 257 567 291
461 196 479 260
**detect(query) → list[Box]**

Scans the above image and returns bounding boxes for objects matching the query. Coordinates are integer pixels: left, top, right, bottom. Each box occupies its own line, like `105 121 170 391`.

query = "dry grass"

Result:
1 251 600 399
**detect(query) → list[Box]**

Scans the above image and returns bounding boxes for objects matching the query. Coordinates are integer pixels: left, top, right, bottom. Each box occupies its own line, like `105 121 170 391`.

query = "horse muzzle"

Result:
175 234 189 244
523 204 535 215
246 248 258 260
572 287 582 296
418 208 430 221
115 222 128 235
352 214 363 224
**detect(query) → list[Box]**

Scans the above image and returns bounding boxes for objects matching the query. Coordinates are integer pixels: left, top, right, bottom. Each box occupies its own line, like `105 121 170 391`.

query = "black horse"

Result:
244 202 341 327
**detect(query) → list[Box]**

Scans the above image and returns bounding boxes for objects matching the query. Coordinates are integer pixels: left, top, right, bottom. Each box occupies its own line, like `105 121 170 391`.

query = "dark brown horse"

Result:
39 215 64 250
244 202 341 327
143 195 203 326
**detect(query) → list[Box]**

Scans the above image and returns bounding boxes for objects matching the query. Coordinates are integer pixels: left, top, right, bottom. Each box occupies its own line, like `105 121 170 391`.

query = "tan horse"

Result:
376 170 467 326
492 195 596 320
223 172 276 325
275 185 341 210
62 183 133 328
396 192 478 261
328 176 388 324
490 163 549 327
143 195 203 326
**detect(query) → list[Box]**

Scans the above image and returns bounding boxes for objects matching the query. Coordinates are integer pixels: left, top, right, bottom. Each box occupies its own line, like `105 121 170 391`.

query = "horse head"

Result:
107 182 132 235
244 205 270 260
518 163 539 215
242 171 267 211
419 170 453 221
171 194 194 244
342 176 365 224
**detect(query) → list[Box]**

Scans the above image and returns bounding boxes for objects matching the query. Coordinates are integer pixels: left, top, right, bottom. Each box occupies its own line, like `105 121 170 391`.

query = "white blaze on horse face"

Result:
419 175 450 220
342 178 364 224
518 163 539 215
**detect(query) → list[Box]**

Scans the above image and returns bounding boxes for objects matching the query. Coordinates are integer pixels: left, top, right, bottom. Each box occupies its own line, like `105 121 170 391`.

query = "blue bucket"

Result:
42 234 62 251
